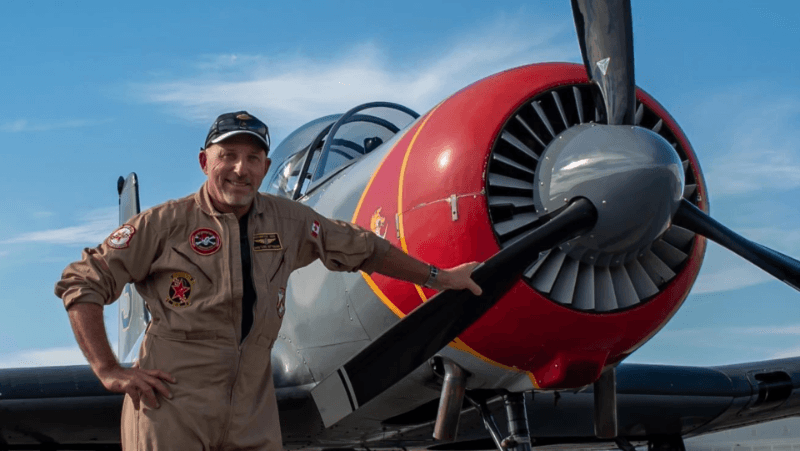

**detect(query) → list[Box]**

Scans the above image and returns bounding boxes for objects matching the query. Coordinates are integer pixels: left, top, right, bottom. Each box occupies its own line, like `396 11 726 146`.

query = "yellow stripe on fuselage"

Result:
361 272 406 319
353 103 539 390
396 104 441 254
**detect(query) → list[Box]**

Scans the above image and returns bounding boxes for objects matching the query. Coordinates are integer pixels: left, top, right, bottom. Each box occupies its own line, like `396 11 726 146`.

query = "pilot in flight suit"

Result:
55 112 392 450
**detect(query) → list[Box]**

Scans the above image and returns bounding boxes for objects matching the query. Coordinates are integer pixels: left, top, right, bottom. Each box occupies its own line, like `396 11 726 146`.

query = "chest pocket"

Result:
253 232 288 284
258 248 286 284
147 246 217 310
169 247 214 285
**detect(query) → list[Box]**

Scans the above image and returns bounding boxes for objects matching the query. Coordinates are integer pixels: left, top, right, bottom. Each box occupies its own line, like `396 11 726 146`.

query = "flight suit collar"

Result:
194 181 269 218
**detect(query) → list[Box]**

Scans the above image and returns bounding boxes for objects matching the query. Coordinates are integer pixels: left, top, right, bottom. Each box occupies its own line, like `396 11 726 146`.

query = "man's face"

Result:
199 135 271 215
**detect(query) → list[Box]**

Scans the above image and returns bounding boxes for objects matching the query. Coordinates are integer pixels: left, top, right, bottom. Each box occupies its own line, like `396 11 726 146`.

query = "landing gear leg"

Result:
466 393 532 451
465 395 507 451
501 393 532 451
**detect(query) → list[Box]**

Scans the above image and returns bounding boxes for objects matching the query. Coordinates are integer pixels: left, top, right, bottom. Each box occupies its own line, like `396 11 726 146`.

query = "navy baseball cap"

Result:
204 111 270 153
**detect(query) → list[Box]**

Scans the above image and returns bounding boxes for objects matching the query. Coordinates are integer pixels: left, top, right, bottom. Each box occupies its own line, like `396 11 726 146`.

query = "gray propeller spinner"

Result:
534 123 684 266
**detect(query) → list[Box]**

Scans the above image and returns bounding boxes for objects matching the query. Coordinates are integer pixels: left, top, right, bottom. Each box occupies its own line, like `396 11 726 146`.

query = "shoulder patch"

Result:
190 228 221 255
254 232 282 251
107 224 136 249
311 220 320 238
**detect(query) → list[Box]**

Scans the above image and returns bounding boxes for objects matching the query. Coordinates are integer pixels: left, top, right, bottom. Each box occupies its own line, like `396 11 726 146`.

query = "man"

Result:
56 111 482 450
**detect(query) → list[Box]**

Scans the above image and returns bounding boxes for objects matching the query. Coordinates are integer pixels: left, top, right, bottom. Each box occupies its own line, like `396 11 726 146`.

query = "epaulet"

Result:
258 193 317 222
132 192 197 223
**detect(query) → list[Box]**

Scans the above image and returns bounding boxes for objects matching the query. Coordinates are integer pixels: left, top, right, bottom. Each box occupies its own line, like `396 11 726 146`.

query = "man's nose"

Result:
232 158 246 175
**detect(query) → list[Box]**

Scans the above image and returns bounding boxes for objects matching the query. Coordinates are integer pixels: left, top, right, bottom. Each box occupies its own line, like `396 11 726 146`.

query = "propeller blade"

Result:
673 199 800 292
571 0 636 125
311 198 598 427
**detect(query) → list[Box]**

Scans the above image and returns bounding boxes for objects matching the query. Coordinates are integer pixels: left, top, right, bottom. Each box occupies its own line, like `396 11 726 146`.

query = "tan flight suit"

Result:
55 182 391 451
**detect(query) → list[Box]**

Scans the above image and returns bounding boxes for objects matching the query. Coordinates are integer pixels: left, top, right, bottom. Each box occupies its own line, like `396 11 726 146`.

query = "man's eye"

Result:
248 155 260 162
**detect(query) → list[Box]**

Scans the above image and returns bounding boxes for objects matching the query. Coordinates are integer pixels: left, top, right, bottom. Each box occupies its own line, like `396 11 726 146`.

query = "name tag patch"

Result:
254 232 282 251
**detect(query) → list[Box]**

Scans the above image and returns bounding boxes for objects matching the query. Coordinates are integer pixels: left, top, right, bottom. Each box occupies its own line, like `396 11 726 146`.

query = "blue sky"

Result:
0 1 798 369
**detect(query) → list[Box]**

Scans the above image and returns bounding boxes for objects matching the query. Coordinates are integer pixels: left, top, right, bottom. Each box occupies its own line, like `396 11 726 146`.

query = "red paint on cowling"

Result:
403 195 497 300
354 62 708 389
401 63 589 209
354 113 433 310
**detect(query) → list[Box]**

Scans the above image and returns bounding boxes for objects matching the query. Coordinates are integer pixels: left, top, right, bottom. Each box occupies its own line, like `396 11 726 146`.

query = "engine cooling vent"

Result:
486 84 700 313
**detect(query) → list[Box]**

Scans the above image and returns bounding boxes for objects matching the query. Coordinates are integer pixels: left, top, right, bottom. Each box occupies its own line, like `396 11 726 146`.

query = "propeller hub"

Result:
534 124 684 265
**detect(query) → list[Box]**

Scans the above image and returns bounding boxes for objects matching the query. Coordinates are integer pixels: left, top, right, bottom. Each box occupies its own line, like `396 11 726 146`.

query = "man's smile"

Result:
226 180 251 188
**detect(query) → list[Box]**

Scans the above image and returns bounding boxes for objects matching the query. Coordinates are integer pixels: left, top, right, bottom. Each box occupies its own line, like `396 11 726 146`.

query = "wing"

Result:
0 365 121 448
0 364 319 449
282 357 800 450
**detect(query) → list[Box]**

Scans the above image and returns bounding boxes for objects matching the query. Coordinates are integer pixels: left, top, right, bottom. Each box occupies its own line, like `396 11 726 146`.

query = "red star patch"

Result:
165 272 195 307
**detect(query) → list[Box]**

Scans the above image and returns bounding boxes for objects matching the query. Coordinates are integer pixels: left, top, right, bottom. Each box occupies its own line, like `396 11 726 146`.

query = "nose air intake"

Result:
486 84 701 313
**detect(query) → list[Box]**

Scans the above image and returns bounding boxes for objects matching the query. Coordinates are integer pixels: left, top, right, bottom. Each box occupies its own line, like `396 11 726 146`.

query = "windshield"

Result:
265 103 418 199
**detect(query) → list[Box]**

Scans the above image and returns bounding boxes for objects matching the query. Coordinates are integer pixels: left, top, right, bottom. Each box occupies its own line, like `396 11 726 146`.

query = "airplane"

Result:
2 1 800 450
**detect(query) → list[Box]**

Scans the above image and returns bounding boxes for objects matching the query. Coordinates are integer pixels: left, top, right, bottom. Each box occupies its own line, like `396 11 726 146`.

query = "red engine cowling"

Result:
353 62 708 389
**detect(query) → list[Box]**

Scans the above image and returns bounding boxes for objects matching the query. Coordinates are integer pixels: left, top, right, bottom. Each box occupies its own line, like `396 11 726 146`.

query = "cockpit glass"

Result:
269 150 306 198
264 115 339 198
312 120 396 178
265 104 418 199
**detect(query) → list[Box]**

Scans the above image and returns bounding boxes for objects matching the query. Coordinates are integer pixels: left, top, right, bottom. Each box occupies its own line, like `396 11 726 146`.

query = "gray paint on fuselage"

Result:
282 266 370 350
280 115 543 395
276 119 417 389
345 271 401 341
271 337 315 388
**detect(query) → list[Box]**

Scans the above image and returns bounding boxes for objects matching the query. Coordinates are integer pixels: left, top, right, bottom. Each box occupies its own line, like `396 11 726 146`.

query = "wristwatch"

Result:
423 265 439 288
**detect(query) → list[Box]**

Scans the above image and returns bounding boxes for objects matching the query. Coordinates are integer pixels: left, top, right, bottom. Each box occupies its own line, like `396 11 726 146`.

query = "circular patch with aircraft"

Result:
190 228 221 255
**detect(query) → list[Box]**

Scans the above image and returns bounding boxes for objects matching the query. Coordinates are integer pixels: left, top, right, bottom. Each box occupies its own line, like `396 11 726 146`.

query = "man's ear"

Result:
264 157 272 174
199 149 208 175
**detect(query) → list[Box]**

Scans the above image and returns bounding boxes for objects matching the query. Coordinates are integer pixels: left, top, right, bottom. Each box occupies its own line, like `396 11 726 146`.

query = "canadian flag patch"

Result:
311 220 320 238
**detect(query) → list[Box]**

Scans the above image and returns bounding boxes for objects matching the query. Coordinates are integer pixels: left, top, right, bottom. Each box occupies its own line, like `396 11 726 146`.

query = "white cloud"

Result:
136 16 576 133
736 226 800 253
691 242 776 294
660 325 800 339
692 260 775 294
685 222 800 295
698 90 800 197
1 119 28 132
0 118 112 133
0 346 87 369
771 347 800 359
638 326 800 365
3 207 117 246
735 325 800 336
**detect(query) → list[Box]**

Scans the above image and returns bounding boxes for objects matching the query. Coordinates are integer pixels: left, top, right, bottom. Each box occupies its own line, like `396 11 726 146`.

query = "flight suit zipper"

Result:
220 214 243 445
221 212 258 444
